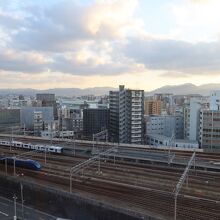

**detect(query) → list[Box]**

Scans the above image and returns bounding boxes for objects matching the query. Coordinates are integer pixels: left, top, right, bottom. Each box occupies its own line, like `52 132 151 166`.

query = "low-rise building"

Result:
146 134 199 149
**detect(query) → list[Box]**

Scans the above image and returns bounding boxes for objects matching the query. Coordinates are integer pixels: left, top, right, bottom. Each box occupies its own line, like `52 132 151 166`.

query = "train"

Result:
0 156 41 171
0 139 63 154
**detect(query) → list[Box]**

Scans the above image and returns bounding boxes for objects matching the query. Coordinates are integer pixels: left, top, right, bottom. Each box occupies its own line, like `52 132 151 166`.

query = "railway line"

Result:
0 138 220 219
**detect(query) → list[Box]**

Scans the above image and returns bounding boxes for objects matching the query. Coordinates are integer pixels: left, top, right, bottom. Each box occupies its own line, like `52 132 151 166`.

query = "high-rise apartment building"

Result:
109 85 144 144
144 100 162 115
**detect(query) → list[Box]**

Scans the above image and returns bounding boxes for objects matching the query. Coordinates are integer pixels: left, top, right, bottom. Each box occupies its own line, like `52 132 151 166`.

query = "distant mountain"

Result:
1 83 220 97
146 83 220 96
0 87 116 97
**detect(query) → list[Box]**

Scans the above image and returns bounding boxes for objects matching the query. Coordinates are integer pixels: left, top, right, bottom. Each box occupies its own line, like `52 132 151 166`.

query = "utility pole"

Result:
13 194 17 220
20 182 24 220
13 157 16 176
23 124 25 136
10 127 14 152
92 134 94 153
73 138 76 156
44 148 47 165
50 122 53 145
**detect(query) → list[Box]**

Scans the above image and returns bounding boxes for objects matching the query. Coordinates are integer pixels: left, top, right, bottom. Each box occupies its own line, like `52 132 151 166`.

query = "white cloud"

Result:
170 0 220 42
125 37 220 75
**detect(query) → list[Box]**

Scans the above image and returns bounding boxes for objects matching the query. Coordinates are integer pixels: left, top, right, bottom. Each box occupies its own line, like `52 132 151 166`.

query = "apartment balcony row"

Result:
131 112 142 116
131 134 142 138
131 130 142 134
131 93 142 98
132 117 142 121
131 121 142 125
131 125 142 129
131 138 142 143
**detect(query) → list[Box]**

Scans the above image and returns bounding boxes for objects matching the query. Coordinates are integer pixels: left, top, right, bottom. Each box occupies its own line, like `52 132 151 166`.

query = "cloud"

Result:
10 0 140 52
0 11 23 29
0 49 51 73
125 38 220 74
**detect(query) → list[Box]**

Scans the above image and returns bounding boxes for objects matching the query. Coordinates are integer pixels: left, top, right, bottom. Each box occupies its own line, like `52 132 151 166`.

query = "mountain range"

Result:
0 83 220 97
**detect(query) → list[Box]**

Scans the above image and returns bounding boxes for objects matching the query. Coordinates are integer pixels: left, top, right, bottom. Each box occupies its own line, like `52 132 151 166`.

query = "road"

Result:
0 195 57 220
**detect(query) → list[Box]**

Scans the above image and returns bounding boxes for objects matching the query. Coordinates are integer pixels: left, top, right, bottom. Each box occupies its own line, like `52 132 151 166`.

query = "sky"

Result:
1 0 220 91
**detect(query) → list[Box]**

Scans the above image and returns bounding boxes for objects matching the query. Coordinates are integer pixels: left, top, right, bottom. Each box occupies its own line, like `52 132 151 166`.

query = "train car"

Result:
47 145 63 153
0 140 10 146
12 141 23 148
0 139 63 154
0 157 41 171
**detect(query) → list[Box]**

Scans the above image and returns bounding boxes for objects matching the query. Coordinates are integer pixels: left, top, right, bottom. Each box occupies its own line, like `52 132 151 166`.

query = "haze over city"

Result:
1 0 220 90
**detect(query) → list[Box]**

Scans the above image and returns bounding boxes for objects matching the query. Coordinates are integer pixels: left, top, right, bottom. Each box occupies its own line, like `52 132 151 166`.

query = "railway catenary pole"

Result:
173 152 196 220
10 127 14 152
69 146 117 193
13 156 16 176
44 148 47 164
5 157 7 175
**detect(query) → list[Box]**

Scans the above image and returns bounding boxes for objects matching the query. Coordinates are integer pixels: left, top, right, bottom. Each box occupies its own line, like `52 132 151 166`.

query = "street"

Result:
0 195 57 220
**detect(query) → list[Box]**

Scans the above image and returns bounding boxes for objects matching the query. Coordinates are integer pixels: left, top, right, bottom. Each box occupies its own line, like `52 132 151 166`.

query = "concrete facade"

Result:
20 107 54 130
109 85 144 144
144 100 162 115
145 115 183 139
200 109 220 151
146 134 199 149
183 98 203 141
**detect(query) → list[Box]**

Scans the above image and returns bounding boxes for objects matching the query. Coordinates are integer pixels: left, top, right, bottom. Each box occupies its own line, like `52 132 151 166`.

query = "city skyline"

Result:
1 0 220 90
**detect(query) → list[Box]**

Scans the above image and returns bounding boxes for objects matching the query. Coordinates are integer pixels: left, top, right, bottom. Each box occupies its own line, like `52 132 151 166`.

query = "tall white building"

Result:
210 90 220 110
183 98 204 141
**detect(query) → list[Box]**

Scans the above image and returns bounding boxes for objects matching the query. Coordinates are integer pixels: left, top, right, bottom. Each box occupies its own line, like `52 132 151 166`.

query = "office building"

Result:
33 111 43 136
36 93 58 119
183 98 203 141
145 115 183 139
83 108 109 138
146 134 199 149
200 91 220 151
200 110 220 151
0 109 20 132
20 107 54 130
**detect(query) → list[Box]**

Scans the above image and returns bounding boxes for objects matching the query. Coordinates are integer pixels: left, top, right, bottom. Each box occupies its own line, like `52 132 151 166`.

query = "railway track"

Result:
0 141 220 219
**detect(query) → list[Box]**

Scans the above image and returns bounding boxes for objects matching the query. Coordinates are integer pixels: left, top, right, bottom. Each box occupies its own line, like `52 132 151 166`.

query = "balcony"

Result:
131 134 142 138
131 112 142 116
132 108 141 112
132 126 141 129
131 121 141 125
131 138 142 143
132 117 142 120
131 130 141 134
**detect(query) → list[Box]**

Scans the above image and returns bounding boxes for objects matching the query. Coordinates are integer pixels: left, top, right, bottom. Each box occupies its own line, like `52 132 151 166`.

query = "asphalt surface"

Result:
0 195 57 220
